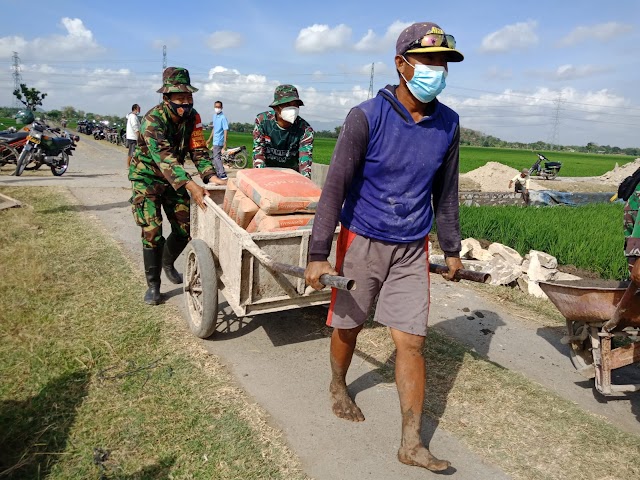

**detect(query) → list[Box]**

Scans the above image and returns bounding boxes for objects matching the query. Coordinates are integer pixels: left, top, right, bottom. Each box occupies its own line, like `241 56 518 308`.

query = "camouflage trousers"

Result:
130 180 190 248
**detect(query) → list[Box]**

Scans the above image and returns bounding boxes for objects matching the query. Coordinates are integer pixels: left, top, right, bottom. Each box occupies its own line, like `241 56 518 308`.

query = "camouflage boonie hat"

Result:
156 67 198 94
269 84 304 107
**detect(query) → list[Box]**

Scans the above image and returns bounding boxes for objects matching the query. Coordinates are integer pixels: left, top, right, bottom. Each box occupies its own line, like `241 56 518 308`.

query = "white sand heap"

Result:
599 158 640 184
460 161 544 192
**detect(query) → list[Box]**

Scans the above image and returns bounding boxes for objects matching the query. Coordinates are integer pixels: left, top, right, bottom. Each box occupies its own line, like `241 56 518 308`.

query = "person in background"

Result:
252 84 314 178
305 21 464 472
126 104 141 167
205 100 229 182
509 168 530 204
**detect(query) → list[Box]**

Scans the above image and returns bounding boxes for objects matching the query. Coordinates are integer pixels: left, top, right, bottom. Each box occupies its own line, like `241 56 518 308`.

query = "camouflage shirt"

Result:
252 110 313 177
128 103 215 190
624 182 640 258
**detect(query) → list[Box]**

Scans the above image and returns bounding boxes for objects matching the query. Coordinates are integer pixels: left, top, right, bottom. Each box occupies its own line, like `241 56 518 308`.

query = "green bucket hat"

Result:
269 84 304 107
156 67 198 94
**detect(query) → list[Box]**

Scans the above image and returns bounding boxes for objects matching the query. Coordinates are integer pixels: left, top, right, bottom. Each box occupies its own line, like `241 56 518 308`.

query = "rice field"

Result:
224 132 635 176
459 204 627 280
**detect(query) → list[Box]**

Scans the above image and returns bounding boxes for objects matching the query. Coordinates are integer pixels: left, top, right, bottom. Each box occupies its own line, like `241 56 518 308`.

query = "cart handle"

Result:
272 262 356 291
429 263 491 283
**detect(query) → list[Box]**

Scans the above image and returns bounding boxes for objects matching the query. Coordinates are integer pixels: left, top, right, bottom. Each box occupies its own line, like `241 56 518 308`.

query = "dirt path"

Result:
2 136 639 478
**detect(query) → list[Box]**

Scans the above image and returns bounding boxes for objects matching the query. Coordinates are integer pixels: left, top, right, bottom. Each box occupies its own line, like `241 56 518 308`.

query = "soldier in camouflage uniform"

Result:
253 84 314 178
129 67 225 305
624 182 640 282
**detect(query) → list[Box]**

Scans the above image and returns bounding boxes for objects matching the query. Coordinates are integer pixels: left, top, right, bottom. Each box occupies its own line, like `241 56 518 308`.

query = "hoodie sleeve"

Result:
309 108 369 262
432 124 461 258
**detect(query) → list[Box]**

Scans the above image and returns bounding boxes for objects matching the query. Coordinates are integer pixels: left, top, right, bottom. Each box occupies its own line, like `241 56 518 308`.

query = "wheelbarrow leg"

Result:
595 331 612 396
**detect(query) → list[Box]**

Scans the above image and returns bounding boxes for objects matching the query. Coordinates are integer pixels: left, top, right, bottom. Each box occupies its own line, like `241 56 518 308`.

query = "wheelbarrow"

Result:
539 279 640 395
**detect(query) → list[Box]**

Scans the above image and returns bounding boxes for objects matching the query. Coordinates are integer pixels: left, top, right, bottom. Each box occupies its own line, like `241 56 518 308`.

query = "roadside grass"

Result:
356 317 640 480
0 187 308 480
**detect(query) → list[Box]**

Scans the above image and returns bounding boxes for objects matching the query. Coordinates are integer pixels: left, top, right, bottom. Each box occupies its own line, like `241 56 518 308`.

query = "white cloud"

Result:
206 31 244 51
295 24 352 53
354 21 411 53
558 22 633 47
552 64 608 81
444 86 632 145
479 20 538 53
0 17 104 60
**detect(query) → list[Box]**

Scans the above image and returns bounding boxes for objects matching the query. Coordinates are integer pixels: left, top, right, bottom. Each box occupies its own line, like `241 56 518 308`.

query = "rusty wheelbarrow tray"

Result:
540 280 640 395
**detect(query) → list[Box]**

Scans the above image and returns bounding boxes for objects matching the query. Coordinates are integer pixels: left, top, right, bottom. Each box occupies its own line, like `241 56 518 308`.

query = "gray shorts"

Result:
327 228 430 336
127 139 137 156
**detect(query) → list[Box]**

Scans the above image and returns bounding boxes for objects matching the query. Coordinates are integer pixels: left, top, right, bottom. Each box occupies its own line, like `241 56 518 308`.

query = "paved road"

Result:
3 135 639 479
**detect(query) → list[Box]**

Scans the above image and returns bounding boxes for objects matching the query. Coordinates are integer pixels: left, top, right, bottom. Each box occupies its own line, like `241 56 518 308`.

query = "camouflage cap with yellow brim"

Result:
156 67 199 94
269 84 304 107
396 22 464 62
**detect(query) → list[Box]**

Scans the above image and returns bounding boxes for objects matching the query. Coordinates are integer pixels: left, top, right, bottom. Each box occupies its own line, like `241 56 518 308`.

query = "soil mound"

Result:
460 162 544 192
599 158 640 184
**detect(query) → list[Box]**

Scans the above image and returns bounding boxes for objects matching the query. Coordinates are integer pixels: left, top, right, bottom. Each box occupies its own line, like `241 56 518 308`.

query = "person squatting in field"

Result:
128 67 226 305
624 177 640 283
304 22 464 472
252 84 314 178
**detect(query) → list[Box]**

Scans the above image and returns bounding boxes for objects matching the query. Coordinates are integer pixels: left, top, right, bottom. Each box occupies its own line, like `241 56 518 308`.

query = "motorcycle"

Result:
13 122 79 177
221 145 248 169
0 127 29 167
529 153 562 180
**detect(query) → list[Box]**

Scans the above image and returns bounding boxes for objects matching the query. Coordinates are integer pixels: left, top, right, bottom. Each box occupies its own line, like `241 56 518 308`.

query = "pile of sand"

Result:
599 158 640 183
460 162 544 192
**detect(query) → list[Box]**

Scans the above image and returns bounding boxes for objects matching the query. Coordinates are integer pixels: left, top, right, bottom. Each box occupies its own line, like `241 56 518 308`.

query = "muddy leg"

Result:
390 328 451 472
329 325 365 422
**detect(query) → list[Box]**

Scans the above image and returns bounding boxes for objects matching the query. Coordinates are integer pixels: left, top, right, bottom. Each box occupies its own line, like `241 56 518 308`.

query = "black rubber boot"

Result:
163 234 189 284
143 246 162 305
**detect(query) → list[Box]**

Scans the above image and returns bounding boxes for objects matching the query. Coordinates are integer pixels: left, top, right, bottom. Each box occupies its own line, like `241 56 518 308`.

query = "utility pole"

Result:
549 92 563 150
12 51 22 108
367 63 375 99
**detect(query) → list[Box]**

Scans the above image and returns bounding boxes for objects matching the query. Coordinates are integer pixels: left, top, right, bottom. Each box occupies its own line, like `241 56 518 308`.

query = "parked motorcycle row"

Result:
0 121 79 176
77 120 126 147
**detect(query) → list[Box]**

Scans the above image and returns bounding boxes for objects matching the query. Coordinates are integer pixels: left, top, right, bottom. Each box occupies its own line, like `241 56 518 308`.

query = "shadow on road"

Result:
40 200 130 214
536 325 640 422
0 370 89 478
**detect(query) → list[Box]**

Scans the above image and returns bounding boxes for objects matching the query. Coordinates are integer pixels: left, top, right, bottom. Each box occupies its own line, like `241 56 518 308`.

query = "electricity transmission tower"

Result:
549 92 564 150
367 63 375 99
12 51 22 107
162 45 167 71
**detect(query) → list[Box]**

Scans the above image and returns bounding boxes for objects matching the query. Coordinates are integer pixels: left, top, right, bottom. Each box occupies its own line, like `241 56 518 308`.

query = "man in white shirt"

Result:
509 168 531 203
126 104 141 167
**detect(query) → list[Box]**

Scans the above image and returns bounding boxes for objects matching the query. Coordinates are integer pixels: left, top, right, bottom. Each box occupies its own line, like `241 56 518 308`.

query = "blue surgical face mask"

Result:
400 56 447 104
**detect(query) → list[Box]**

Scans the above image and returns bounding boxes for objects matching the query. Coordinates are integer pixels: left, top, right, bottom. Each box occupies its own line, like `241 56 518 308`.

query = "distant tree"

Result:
46 110 62 121
61 106 77 119
13 83 47 111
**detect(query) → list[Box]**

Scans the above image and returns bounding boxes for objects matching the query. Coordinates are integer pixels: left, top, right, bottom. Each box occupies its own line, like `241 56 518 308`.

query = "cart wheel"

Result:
183 239 219 338
566 320 595 379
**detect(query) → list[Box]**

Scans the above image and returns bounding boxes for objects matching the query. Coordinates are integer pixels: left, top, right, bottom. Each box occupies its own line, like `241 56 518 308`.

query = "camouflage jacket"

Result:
252 110 313 177
128 103 215 190
624 182 640 257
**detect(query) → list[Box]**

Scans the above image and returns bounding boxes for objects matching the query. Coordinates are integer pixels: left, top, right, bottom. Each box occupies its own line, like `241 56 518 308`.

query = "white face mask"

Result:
279 106 299 124
214 107 222 114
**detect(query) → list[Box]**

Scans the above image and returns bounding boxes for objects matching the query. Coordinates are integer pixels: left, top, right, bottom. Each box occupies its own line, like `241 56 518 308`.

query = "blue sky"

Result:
1 0 639 147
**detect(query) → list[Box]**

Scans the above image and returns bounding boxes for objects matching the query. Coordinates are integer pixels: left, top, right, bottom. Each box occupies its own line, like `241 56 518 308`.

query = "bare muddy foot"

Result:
329 381 365 422
398 445 451 472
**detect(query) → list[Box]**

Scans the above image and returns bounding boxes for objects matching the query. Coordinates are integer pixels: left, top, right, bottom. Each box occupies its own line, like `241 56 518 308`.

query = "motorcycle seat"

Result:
0 131 28 143
51 136 72 148
544 161 562 168
226 146 243 155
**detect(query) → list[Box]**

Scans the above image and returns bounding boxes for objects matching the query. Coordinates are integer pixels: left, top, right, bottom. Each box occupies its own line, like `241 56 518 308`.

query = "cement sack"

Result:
232 190 259 229
222 178 237 214
236 168 321 215
247 209 315 233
